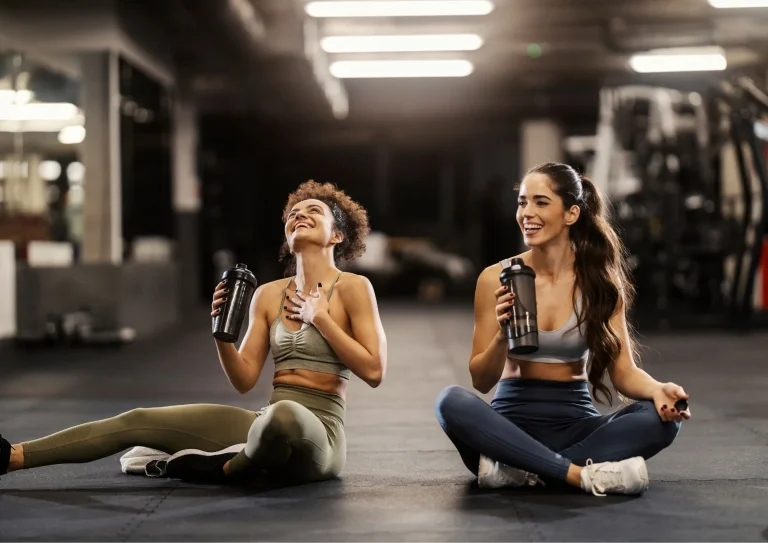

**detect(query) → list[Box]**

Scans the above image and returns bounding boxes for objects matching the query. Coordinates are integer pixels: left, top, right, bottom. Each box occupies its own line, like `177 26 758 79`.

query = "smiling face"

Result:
284 198 343 254
516 172 580 247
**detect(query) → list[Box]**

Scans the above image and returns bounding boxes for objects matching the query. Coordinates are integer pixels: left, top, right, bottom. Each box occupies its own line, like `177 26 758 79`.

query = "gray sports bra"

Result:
505 263 590 364
270 273 351 379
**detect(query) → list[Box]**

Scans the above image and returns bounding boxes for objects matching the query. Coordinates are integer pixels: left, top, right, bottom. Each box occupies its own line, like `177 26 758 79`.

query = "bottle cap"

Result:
222 263 258 287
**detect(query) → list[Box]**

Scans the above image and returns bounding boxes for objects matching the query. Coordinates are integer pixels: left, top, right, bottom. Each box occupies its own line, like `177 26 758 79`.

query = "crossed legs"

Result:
434 385 680 491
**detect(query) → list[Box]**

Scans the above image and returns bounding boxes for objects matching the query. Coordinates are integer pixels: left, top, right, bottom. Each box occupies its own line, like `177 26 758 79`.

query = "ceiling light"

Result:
58 125 86 145
330 59 474 78
305 1 494 18
0 102 80 121
629 47 727 73
708 0 768 7
321 34 483 52
39 160 62 181
67 161 85 183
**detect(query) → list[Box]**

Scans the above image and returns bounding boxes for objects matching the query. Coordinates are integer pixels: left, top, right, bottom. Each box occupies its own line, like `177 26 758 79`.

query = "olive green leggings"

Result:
21 385 346 484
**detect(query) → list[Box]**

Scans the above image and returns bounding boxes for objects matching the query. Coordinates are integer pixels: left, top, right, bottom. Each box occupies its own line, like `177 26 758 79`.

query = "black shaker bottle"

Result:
499 258 539 355
212 263 258 343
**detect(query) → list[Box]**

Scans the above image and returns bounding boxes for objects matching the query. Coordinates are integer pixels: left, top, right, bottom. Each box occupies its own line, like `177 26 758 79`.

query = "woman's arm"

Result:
468 265 510 394
215 284 273 394
605 284 691 421
605 297 663 401
312 275 386 387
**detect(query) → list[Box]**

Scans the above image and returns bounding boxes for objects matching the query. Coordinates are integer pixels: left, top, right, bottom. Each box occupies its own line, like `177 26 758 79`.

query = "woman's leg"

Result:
557 400 680 466
434 385 572 481
168 400 344 485
435 385 653 495
8 404 257 471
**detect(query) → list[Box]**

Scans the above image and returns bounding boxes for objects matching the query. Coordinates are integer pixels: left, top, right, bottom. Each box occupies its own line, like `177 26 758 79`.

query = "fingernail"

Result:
224 289 229 293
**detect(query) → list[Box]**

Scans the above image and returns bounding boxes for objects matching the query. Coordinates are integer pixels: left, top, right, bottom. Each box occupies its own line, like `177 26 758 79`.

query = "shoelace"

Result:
585 459 623 497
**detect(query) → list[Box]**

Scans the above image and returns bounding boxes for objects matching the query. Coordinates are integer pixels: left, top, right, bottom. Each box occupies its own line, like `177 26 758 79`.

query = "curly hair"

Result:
279 180 370 276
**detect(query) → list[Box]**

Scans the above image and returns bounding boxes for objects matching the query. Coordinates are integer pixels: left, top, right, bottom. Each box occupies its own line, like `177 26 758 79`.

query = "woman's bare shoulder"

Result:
334 271 374 295
253 278 291 308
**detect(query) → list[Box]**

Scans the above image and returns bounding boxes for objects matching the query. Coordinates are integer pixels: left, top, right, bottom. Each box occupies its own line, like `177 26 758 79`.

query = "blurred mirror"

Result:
0 49 84 258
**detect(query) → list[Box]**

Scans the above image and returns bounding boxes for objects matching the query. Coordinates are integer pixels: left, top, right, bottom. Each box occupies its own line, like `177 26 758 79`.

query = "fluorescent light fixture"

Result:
321 33 483 52
629 47 727 73
305 1 494 18
330 59 474 78
0 102 80 121
708 0 768 7
58 125 86 144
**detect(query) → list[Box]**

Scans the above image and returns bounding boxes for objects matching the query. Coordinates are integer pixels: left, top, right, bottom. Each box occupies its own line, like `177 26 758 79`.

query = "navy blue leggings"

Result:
435 379 680 482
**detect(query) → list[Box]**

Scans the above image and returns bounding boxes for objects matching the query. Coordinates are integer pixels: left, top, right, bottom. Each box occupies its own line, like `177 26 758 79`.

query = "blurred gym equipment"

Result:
566 76 768 331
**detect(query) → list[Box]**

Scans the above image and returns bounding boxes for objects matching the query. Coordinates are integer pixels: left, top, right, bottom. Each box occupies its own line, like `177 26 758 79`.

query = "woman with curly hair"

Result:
0 181 387 486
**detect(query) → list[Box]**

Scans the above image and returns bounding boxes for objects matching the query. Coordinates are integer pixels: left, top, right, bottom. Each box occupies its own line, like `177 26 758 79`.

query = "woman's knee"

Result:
252 401 306 442
636 400 680 449
435 385 479 425
114 408 152 429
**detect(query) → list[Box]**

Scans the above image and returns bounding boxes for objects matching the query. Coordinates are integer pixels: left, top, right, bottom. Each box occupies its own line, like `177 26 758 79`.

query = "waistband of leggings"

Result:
269 384 345 423
497 378 590 393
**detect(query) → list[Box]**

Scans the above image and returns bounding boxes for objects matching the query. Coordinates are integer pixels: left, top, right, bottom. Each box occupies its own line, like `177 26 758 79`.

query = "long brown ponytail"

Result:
527 163 638 405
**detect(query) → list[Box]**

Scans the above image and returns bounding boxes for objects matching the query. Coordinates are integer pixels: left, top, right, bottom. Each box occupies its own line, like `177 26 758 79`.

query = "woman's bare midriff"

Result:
501 359 587 383
273 369 348 398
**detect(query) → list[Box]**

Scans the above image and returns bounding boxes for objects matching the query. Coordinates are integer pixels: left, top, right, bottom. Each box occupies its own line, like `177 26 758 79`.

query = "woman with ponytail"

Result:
435 162 689 497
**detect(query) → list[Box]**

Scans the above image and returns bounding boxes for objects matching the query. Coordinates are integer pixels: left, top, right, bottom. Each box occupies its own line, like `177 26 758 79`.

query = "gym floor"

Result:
1 303 766 542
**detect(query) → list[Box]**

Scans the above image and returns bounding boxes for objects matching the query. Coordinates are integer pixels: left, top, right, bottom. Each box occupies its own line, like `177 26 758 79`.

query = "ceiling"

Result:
144 0 768 126
2 0 768 128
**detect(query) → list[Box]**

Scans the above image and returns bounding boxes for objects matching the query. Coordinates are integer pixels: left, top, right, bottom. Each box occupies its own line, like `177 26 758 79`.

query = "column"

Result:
81 51 122 264
172 97 202 307
0 241 15 339
374 142 390 222
520 119 563 176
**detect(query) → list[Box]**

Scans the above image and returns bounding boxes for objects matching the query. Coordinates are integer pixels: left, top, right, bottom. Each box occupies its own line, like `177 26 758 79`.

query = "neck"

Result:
530 235 575 282
293 247 338 291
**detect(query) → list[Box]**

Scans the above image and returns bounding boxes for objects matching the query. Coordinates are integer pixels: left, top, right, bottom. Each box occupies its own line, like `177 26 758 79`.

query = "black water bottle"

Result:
212 263 258 343
499 258 539 355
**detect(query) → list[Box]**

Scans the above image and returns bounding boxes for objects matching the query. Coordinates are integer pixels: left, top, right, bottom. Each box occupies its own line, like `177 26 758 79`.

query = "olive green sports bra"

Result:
269 273 351 380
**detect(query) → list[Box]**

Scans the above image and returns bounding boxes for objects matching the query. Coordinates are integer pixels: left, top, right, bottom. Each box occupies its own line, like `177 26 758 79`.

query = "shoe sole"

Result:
167 443 245 463
166 444 245 483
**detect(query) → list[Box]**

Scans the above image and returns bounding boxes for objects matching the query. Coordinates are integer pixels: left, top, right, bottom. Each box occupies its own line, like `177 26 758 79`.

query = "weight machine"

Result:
716 77 768 330
565 76 768 331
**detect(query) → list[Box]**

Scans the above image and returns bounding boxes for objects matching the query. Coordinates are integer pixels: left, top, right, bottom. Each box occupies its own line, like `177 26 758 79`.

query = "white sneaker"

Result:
580 456 649 496
477 454 544 489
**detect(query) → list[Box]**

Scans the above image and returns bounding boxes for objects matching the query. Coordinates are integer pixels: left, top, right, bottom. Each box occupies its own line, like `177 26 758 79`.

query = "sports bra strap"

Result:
277 277 293 318
325 271 342 300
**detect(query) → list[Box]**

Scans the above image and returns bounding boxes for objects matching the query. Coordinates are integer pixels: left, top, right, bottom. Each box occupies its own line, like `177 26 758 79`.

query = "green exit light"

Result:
527 43 543 58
